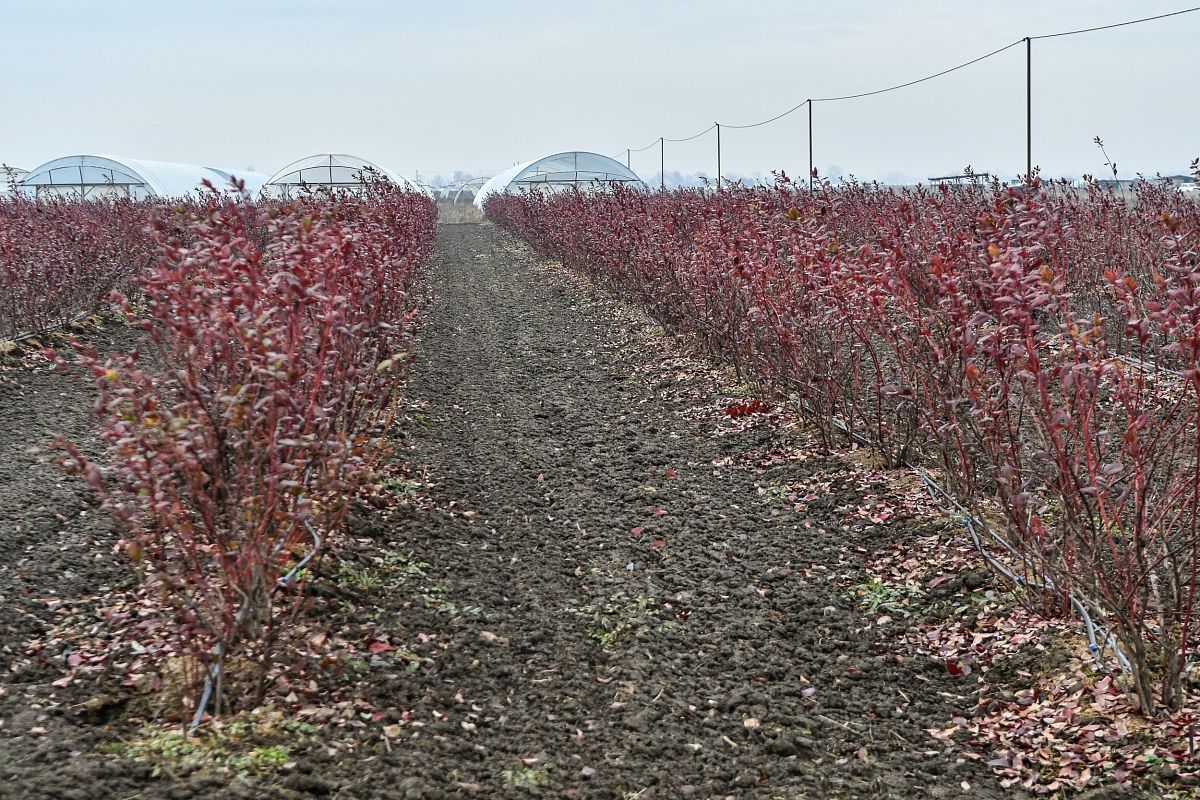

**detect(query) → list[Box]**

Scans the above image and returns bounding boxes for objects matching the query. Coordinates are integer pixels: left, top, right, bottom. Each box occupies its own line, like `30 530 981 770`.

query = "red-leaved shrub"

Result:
488 175 1200 714
58 182 436 721
0 195 158 341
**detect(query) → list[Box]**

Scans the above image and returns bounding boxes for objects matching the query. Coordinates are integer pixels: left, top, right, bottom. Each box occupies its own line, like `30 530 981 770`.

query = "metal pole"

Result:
660 137 665 191
626 149 631 169
807 100 813 191
1025 37 1032 180
716 123 722 190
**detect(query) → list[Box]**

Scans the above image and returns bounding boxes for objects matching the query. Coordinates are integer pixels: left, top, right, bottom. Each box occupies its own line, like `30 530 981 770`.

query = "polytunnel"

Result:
1 165 28 196
262 154 432 198
442 176 488 204
18 155 267 200
473 151 644 209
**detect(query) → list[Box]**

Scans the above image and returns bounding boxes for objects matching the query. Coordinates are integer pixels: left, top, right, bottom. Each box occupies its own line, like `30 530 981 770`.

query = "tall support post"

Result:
626 148 631 169
807 100 813 191
1025 37 1032 181
716 123 722 190
660 137 665 191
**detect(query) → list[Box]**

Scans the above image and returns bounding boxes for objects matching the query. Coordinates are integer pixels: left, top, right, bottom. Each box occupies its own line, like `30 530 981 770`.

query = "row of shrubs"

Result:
0 195 157 342
12 181 438 722
486 175 1200 715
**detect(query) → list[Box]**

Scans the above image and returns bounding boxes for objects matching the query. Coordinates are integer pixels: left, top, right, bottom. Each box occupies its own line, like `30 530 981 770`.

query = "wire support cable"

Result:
1032 5 1200 39
811 39 1024 103
722 100 810 130
616 5 1200 152
665 124 717 143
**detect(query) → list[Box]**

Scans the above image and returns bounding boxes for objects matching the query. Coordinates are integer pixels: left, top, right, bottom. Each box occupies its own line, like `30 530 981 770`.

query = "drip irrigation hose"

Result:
189 519 322 733
914 468 1132 672
278 519 323 588
189 657 221 732
808 404 1132 672
1115 353 1184 378
3 310 100 348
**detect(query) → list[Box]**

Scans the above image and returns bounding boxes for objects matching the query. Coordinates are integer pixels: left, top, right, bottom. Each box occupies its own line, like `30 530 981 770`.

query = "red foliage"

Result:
487 174 1200 714
0 195 158 341
724 400 770 418
54 183 436 720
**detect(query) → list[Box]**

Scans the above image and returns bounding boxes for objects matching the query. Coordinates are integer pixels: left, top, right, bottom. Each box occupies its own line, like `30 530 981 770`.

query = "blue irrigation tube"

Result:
817 409 1132 673
189 519 322 733
914 468 1131 672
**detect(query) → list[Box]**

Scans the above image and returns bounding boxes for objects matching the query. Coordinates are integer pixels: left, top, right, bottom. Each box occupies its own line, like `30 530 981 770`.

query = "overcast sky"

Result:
4 1 1197 184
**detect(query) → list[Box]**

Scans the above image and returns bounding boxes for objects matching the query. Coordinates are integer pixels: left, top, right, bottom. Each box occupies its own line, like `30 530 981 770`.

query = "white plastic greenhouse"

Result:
474 151 643 209
262 154 432 198
1 165 28 196
18 155 268 200
441 176 489 203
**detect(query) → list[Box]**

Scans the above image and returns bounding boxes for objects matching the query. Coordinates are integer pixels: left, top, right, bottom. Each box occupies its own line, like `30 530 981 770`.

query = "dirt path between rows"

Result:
321 224 1002 798
0 330 133 675
0 224 1011 799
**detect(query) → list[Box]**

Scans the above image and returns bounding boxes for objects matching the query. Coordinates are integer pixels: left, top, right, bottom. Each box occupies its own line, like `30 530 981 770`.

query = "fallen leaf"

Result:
945 659 971 677
928 574 952 589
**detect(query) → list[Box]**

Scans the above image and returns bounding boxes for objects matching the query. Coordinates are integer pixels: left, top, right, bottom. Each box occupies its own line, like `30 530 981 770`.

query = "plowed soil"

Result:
0 224 1012 798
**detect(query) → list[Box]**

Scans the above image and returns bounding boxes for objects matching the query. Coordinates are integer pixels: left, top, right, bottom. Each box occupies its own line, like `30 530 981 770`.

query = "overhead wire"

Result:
618 5 1200 152
665 123 717 143
810 39 1023 102
722 99 809 130
601 3 1200 677
614 138 664 161
1031 5 1200 39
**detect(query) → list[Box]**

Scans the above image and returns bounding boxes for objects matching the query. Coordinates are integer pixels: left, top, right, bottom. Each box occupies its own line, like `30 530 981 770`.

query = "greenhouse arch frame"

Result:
18 155 267 200
474 151 644 208
262 153 432 198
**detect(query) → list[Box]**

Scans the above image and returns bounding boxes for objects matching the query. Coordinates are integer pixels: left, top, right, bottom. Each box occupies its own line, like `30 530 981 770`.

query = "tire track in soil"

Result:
341 224 1009 799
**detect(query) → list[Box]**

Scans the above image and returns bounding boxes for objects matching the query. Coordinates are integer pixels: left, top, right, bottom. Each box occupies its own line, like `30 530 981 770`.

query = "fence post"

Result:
807 100 814 191
1026 37 1032 180
716 123 722 190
